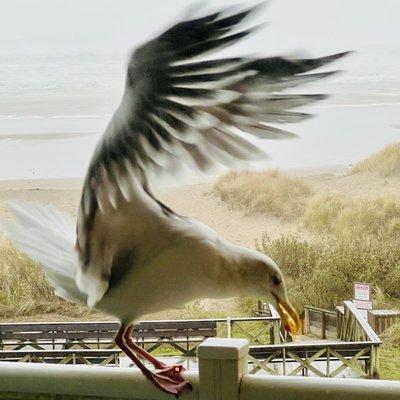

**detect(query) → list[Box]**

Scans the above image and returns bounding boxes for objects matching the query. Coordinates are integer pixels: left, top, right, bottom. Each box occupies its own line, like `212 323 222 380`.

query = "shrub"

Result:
381 323 400 348
214 170 313 219
257 234 400 310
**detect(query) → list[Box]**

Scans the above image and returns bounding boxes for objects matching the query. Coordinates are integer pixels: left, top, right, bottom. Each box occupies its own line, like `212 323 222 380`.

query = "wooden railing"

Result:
227 304 282 345
0 338 399 400
0 316 281 365
226 316 281 345
248 340 377 377
303 306 337 339
0 302 381 377
255 301 382 378
337 301 381 344
256 302 287 342
368 309 400 335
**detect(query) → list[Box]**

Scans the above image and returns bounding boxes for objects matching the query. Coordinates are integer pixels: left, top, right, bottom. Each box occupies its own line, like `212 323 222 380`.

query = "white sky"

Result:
1 0 399 57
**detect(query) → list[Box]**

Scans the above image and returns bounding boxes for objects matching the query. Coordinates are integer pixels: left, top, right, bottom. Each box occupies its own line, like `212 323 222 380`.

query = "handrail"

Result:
268 304 280 319
0 361 199 399
250 340 375 351
268 303 284 343
304 305 337 316
240 375 400 400
343 301 381 344
0 316 279 327
303 305 337 339
0 339 399 400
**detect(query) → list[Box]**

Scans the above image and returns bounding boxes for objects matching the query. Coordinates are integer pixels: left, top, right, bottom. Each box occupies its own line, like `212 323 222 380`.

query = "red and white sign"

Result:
353 282 370 301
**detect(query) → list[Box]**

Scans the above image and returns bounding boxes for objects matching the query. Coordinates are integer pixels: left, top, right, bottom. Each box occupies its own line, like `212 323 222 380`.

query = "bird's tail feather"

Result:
1 202 87 305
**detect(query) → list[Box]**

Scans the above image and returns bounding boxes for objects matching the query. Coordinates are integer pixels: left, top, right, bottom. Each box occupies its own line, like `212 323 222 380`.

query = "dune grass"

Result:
0 244 88 318
351 142 400 177
213 169 313 219
303 193 400 240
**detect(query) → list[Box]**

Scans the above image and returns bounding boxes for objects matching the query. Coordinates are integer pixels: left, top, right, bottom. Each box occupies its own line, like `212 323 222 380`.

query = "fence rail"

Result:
303 306 337 339
368 309 400 335
0 338 399 400
249 340 376 377
337 301 381 344
0 315 281 364
0 302 381 377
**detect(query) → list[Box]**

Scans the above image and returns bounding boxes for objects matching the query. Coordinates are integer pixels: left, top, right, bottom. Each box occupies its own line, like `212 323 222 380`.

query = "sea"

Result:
1 51 400 181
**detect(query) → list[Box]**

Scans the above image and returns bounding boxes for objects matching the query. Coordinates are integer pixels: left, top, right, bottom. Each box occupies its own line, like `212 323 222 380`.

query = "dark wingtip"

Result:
243 1 270 17
216 1 268 27
317 51 354 66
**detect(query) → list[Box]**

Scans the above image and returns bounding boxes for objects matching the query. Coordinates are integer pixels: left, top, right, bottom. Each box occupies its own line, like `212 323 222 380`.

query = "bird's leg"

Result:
115 324 152 376
123 324 167 369
122 325 190 389
115 324 191 398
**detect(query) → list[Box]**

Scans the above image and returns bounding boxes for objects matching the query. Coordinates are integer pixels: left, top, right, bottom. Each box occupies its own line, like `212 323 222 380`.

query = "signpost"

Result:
353 282 372 319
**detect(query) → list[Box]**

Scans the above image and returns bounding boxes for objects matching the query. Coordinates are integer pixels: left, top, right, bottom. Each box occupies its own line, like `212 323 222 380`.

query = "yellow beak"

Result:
276 299 302 336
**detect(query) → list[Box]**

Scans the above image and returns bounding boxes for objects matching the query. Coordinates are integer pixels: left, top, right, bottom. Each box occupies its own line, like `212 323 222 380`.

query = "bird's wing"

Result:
75 5 349 305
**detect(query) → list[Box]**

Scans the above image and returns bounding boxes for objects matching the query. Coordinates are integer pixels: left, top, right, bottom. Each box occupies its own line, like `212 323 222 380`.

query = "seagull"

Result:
2 4 349 397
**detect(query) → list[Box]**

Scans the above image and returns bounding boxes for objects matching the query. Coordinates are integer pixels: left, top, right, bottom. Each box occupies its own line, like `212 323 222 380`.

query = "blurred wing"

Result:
101 10 348 177
76 5 349 271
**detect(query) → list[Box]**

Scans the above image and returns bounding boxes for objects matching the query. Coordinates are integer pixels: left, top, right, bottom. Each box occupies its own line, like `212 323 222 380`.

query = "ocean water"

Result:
1 52 400 180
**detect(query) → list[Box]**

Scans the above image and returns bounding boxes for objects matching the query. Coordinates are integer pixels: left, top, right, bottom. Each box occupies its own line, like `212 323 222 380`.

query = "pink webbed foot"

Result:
116 325 191 397
148 365 192 397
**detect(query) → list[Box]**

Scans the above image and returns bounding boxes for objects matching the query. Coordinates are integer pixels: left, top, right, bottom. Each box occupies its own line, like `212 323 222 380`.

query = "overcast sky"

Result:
1 0 399 57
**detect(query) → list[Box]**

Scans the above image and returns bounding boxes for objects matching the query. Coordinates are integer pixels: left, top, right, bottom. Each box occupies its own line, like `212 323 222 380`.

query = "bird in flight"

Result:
3 4 349 397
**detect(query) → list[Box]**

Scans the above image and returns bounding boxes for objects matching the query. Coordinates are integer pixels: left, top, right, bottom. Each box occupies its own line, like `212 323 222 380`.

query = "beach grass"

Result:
351 142 400 177
0 244 88 319
213 169 313 219
302 193 400 239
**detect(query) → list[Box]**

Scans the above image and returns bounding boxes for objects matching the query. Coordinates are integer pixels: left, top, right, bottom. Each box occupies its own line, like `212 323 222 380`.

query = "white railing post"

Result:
197 338 249 400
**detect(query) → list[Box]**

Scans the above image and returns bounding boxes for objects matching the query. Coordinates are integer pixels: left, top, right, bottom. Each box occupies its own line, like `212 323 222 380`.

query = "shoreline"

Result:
0 165 349 191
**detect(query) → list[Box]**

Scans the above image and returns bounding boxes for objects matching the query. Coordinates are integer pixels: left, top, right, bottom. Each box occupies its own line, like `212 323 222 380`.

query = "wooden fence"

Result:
0 338 399 400
249 340 377 377
303 306 337 339
0 302 381 377
368 309 400 335
0 313 281 365
254 301 381 378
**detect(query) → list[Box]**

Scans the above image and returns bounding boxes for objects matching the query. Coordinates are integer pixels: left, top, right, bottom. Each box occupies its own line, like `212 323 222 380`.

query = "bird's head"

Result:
225 245 301 336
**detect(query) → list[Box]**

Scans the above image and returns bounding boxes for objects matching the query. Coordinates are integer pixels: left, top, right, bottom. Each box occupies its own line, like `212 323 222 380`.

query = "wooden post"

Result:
269 304 282 344
370 344 380 378
321 312 327 340
197 338 249 400
303 307 310 335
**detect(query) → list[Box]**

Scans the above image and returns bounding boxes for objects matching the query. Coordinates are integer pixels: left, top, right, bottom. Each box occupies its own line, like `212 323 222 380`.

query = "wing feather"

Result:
75 4 350 304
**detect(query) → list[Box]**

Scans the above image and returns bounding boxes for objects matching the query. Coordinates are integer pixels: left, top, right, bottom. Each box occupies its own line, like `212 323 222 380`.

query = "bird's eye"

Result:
272 275 281 286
